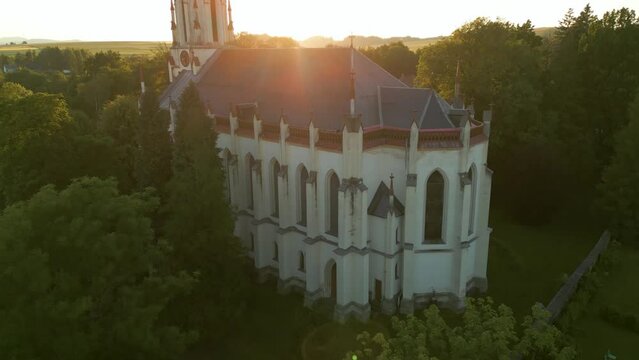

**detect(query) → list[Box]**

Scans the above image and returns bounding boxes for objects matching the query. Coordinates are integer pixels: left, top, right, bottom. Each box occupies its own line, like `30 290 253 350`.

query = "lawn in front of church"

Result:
485 209 601 317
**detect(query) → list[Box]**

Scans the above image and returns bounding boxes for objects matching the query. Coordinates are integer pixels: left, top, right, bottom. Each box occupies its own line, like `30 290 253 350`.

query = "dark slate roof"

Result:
368 181 405 218
378 87 454 129
160 48 456 131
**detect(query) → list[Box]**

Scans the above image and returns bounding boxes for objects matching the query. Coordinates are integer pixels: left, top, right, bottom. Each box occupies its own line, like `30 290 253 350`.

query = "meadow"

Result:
0 41 170 56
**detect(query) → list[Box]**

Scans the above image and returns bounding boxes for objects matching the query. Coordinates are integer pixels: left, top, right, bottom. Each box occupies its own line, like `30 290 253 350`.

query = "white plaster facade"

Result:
215 114 493 321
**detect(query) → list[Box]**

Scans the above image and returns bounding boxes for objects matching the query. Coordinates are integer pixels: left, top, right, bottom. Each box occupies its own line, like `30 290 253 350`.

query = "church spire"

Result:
228 0 235 32
350 48 356 117
453 60 463 109
226 0 235 41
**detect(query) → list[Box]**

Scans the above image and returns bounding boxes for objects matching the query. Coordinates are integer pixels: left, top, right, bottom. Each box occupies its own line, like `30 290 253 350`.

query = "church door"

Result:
331 263 337 300
375 279 382 303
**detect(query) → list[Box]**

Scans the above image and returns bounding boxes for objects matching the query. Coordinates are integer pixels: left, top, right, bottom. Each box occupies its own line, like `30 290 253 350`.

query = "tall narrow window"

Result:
223 150 231 203
246 154 255 210
250 233 255 252
468 166 476 235
327 172 340 236
274 242 279 262
299 167 309 226
425 171 445 243
299 252 305 272
272 160 280 217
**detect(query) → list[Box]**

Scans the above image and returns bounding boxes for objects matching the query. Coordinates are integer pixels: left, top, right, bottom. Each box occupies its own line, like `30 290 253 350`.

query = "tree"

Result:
414 18 571 223
230 32 299 48
0 82 121 206
0 84 75 205
0 177 196 360
361 42 418 78
164 83 250 343
346 299 576 360
135 89 172 193
599 93 639 243
99 95 140 191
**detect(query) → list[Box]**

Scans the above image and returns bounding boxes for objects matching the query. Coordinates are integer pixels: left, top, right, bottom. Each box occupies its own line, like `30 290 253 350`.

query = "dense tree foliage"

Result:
0 177 196 359
413 8 639 225
98 95 140 191
163 83 250 342
230 32 299 48
361 42 418 78
0 82 121 206
346 299 575 360
599 93 639 243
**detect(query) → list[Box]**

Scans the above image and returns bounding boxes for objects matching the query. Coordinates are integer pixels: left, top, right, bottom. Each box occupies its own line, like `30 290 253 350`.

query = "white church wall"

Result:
412 252 455 294
216 127 491 314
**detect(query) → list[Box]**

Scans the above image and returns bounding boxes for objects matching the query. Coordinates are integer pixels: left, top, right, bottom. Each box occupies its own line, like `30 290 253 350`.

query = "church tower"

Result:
168 0 235 81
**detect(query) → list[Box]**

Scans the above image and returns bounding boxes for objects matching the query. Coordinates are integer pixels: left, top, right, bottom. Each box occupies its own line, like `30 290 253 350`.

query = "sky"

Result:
1 0 638 42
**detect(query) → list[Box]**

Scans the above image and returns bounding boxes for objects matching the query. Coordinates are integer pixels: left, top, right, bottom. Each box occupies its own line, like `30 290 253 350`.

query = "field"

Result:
0 41 170 56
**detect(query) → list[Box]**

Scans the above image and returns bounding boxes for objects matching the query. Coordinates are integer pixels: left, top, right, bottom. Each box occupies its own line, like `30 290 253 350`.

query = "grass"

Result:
571 245 639 359
0 41 170 56
485 209 601 317
302 318 389 360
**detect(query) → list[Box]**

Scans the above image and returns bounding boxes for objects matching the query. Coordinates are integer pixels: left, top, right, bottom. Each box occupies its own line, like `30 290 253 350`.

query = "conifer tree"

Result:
135 89 172 192
164 82 249 342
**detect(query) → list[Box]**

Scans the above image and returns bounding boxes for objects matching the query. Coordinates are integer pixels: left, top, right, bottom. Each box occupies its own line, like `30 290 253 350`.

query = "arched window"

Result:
223 150 232 202
468 166 477 235
327 172 340 236
425 171 445 243
246 154 255 210
249 233 255 252
271 160 280 217
273 242 279 262
395 227 400 244
299 252 305 272
395 262 400 279
299 166 309 226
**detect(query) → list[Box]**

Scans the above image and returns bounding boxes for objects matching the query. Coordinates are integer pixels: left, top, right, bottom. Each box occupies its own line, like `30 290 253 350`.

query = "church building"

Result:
160 0 493 322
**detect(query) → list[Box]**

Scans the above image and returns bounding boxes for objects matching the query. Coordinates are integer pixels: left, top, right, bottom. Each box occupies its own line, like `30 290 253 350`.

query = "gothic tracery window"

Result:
272 160 280 217
299 166 309 226
327 172 340 236
246 154 255 210
424 171 445 243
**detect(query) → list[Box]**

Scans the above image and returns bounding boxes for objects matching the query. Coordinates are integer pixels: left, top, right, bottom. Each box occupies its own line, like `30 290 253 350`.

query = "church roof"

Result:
160 47 456 131
368 181 405 218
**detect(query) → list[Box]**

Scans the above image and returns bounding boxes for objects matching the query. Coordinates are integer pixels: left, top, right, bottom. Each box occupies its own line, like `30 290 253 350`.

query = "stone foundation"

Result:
334 302 371 323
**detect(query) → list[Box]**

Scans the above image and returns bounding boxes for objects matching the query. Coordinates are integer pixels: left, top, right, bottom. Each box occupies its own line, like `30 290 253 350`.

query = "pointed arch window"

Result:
299 166 309 226
273 242 279 262
246 154 255 210
223 150 232 203
468 166 477 235
327 172 340 236
425 171 445 243
271 160 280 217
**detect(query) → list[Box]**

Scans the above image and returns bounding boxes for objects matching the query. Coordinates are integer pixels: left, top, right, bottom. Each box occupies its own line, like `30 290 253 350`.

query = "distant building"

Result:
160 0 493 322
2 64 18 74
